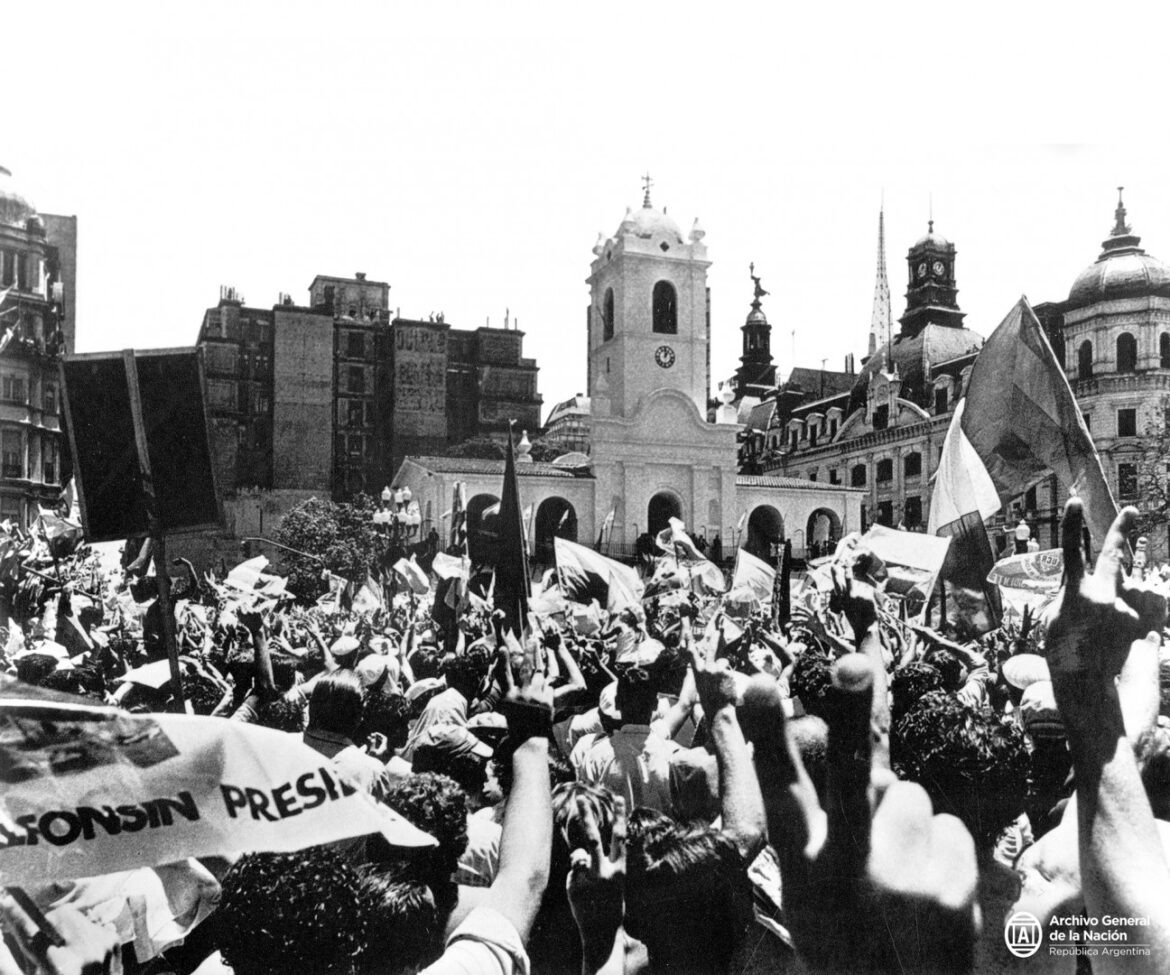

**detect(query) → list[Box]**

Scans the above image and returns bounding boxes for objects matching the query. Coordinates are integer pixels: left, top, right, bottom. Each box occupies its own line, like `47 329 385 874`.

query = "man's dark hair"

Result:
384 772 469 886
440 653 485 700
790 649 833 719
892 690 1029 844
357 873 440 975
257 696 308 733
615 668 658 724
891 662 944 721
410 648 442 680
358 692 411 749
625 815 750 973
15 653 60 686
217 849 370 975
308 671 365 738
272 656 298 692
412 747 487 800
923 649 963 692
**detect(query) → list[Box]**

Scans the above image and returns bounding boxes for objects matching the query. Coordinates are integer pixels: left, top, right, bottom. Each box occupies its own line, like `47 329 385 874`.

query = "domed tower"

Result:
734 263 776 393
898 220 966 337
586 177 712 418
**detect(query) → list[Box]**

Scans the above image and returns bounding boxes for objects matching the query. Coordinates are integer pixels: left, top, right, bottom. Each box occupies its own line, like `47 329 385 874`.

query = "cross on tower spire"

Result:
1112 185 1131 236
641 172 653 208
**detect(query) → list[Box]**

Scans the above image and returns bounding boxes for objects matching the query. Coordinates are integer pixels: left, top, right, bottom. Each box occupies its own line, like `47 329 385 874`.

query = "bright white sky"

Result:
6 1 1170 422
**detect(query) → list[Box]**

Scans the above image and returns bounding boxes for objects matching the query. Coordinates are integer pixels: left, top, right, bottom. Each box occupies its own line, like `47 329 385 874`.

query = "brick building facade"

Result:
195 271 542 536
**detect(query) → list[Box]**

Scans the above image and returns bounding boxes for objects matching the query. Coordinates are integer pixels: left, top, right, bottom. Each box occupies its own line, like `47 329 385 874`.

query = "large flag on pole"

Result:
493 423 530 636
555 537 644 612
928 297 1117 627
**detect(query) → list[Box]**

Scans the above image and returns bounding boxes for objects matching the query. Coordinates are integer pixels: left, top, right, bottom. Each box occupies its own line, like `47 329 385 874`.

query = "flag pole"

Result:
123 350 186 714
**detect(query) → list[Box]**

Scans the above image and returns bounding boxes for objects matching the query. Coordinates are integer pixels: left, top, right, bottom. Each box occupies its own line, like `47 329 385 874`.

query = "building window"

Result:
789 427 798 449
1117 332 1137 373
904 452 922 477
934 387 948 414
1118 408 1137 437
347 331 366 358
872 404 889 430
1025 485 1038 512
2 429 23 479
1 375 26 404
346 399 369 428
829 468 840 485
0 251 11 286
877 500 893 526
851 463 867 487
829 417 839 438
809 424 818 447
43 439 56 484
1118 462 1138 502
603 288 614 341
809 471 817 482
876 458 893 482
347 366 366 393
43 383 56 415
652 281 677 334
1161 333 1170 369
904 496 922 528
0 494 21 523
1078 340 1093 378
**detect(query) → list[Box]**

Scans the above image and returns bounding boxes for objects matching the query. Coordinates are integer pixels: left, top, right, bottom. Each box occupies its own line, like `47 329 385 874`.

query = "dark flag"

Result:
929 297 1116 631
492 423 530 637
772 540 791 628
555 537 643 612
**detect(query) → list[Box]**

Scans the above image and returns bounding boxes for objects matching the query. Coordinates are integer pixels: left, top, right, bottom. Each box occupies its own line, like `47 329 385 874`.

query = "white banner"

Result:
0 683 433 884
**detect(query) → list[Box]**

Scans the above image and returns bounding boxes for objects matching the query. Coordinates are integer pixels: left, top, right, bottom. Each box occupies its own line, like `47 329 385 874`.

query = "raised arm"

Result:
489 666 555 942
1045 499 1170 974
692 642 766 862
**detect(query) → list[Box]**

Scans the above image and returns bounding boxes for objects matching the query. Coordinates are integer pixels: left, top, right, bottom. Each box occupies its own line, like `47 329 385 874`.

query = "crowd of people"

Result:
2 497 1170 974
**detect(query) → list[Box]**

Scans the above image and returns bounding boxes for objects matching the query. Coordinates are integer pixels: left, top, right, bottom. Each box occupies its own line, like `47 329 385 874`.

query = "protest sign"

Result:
987 548 1064 618
0 681 434 884
859 525 951 615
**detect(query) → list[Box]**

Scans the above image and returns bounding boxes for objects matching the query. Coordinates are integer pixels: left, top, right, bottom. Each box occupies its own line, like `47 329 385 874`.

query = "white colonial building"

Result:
394 186 862 567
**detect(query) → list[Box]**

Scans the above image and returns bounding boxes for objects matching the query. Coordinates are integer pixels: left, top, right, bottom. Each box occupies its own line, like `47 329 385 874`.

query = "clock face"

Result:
654 345 676 369
917 262 927 278
932 260 945 276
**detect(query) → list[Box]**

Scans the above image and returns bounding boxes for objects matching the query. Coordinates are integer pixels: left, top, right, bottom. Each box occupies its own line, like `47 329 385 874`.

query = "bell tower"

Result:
899 219 965 337
734 263 776 392
586 177 712 418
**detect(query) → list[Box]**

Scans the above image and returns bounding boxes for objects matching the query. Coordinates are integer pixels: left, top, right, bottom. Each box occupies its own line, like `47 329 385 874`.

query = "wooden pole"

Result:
123 351 186 713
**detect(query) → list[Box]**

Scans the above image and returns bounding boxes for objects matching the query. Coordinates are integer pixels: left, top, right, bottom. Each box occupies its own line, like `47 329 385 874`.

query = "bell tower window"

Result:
602 288 615 341
1117 332 1137 373
652 281 677 334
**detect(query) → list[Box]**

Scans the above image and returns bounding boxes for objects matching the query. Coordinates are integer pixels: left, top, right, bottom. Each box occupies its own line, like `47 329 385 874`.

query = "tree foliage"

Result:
442 436 506 459
1134 395 1170 553
274 493 381 600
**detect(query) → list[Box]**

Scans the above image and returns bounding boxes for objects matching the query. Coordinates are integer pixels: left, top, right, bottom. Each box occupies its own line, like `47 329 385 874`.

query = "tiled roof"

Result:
736 474 866 493
406 456 592 479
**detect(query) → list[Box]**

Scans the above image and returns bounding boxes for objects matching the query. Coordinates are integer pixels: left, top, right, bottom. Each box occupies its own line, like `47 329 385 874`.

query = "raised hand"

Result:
1046 499 1165 684
566 795 627 974
689 620 740 717
0 895 122 975
742 656 978 973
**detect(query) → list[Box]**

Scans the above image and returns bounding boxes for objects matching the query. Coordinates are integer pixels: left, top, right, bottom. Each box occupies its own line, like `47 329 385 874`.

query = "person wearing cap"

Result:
401 655 483 762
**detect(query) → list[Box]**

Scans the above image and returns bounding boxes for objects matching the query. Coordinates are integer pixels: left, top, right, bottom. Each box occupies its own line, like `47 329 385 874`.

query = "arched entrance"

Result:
466 493 500 565
534 497 577 565
745 504 784 561
806 508 841 560
647 491 682 539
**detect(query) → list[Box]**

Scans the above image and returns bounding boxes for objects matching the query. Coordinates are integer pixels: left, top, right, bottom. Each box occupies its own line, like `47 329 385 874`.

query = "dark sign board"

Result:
60 348 222 542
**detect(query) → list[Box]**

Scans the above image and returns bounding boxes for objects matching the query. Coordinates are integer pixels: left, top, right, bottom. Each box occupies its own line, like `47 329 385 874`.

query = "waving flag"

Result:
555 537 644 612
731 547 776 603
928 297 1116 631
655 517 704 562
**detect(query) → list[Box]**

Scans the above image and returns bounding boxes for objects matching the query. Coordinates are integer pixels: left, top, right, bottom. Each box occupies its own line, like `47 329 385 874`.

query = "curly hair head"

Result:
892 690 1029 844
384 772 469 885
357 873 440 975
789 648 834 719
218 849 370 975
890 662 944 721
256 696 308 733
15 653 60 686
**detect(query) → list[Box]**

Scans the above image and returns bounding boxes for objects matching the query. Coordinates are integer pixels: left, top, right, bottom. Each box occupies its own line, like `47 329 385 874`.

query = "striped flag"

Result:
928 297 1116 630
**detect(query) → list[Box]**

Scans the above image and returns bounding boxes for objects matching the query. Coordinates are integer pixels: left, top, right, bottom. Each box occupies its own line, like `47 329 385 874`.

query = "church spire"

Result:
869 207 891 361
